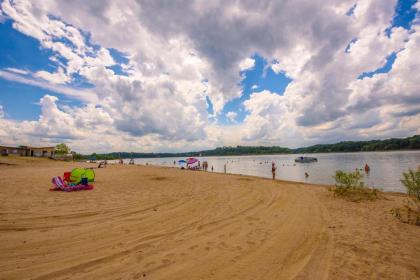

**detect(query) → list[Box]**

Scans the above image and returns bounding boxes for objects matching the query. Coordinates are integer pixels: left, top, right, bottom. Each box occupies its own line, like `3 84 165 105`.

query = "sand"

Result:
0 156 419 280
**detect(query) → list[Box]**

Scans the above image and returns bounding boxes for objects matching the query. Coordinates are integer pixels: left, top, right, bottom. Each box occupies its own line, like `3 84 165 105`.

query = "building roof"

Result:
0 145 55 150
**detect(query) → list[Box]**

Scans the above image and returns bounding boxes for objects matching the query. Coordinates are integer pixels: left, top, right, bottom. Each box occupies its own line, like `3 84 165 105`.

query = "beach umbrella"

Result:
178 159 187 163
186 158 198 164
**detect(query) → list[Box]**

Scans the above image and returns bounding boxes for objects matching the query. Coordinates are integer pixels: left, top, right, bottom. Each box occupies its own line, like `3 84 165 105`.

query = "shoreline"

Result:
120 162 410 195
1 157 419 279
114 150 418 193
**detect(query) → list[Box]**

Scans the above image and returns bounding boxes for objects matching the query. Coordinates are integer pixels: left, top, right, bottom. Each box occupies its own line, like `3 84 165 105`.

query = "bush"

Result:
330 170 379 201
401 166 420 202
394 166 420 225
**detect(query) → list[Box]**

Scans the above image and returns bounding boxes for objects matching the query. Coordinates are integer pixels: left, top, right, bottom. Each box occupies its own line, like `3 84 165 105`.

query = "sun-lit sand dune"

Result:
0 157 419 279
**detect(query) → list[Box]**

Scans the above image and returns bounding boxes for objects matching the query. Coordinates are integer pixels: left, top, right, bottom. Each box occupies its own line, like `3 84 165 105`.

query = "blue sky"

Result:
0 14 293 125
0 19 87 119
0 0 418 153
0 18 292 125
0 0 415 122
218 55 292 124
0 21 57 73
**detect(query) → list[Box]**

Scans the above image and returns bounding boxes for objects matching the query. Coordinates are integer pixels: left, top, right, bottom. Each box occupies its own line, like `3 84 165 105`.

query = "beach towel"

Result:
50 176 94 192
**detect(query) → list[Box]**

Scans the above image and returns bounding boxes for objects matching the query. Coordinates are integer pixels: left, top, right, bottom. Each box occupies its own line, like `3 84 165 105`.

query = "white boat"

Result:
294 156 318 163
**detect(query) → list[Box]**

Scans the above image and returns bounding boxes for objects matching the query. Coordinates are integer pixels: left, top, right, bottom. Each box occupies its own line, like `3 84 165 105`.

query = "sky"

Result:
0 0 419 153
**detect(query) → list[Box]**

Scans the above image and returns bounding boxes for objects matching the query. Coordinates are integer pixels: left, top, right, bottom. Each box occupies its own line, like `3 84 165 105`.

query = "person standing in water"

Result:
364 163 370 173
211 165 214 172
272 161 276 180
224 163 227 174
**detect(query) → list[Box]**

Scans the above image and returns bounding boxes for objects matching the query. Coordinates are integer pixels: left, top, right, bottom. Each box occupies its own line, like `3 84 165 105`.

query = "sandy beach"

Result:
0 157 419 280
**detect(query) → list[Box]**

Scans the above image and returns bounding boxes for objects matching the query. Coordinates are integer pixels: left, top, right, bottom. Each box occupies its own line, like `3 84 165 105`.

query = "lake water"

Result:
125 151 419 193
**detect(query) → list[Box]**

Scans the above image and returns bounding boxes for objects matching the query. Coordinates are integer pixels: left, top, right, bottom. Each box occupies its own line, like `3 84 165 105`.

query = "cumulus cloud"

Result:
34 68 71 84
226 111 237 122
0 0 419 152
239 58 255 71
0 69 98 103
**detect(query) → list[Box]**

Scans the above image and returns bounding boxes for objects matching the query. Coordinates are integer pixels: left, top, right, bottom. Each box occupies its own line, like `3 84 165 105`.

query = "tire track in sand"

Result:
0 163 332 280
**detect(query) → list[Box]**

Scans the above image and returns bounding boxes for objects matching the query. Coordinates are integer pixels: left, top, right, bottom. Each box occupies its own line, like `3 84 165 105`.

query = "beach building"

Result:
0 145 55 157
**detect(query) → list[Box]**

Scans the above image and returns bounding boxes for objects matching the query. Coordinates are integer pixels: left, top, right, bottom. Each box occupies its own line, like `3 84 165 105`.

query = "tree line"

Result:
73 135 419 160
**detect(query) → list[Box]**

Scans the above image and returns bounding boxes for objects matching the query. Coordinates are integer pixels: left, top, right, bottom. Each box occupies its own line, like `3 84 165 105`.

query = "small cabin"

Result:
0 145 55 157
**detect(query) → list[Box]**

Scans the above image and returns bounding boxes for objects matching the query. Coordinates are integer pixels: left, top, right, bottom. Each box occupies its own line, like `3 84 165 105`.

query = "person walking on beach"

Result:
211 165 214 172
272 161 276 180
224 164 226 174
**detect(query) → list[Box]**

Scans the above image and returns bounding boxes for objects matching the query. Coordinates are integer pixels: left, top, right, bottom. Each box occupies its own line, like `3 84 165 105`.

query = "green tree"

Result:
55 143 70 154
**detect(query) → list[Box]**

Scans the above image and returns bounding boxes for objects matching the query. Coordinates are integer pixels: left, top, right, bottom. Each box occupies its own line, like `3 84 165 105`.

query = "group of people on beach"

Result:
118 158 372 182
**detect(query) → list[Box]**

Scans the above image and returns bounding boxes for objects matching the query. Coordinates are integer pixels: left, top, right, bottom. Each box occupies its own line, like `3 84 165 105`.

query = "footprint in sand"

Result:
232 256 241 262
133 272 147 279
218 241 228 249
245 216 260 221
189 245 199 250
246 241 256 246
145 261 156 268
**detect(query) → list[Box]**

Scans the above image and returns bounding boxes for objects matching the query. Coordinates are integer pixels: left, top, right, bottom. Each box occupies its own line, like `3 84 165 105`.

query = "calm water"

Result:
125 151 420 193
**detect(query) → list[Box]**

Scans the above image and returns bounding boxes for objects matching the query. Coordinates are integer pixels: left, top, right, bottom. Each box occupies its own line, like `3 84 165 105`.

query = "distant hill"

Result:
294 135 420 154
74 135 420 160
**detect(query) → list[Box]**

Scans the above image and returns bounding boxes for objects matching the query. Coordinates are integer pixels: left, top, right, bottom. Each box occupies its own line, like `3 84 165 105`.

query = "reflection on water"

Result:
127 151 419 193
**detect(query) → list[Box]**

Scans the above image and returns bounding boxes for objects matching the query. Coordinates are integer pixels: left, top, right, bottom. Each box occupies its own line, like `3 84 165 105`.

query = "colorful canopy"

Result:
178 159 186 163
186 158 198 164
70 168 95 184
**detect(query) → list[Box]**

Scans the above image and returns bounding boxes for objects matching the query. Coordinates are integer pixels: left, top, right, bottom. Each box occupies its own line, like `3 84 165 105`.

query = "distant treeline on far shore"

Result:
74 135 420 160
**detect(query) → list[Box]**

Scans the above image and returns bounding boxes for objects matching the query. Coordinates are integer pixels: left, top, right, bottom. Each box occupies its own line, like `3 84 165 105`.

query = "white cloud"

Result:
226 111 237 122
0 0 419 152
5 67 28 75
35 67 71 84
0 8 6 22
0 69 98 103
238 57 255 71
